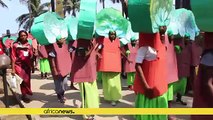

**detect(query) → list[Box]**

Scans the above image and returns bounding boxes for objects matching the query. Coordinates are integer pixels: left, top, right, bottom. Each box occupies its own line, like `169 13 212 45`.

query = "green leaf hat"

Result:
30 12 68 45
96 8 129 38
166 8 200 40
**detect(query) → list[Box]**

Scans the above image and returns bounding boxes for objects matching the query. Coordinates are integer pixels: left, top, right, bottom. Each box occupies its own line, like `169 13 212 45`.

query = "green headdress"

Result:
167 8 199 40
96 8 129 38
128 0 173 33
30 12 68 45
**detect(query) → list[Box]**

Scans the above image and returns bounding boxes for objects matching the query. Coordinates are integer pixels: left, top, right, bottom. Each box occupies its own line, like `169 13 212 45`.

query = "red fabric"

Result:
11 42 33 95
134 33 168 98
0 40 5 55
123 43 139 73
165 36 178 84
38 45 48 58
45 43 71 77
175 42 191 78
204 32 213 49
97 37 121 72
70 39 97 83
190 42 202 66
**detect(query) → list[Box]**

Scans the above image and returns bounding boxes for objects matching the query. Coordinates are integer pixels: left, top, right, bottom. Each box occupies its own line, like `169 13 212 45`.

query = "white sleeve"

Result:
135 47 147 63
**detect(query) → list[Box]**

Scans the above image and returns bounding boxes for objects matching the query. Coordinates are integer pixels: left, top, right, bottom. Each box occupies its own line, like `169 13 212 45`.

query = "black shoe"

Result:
176 99 187 105
21 95 31 103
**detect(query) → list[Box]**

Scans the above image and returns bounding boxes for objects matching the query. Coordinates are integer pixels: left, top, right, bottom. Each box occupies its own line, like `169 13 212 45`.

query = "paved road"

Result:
1 71 193 120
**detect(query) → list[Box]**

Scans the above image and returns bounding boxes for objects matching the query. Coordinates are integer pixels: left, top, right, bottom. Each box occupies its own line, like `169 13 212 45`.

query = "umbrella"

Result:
96 8 129 38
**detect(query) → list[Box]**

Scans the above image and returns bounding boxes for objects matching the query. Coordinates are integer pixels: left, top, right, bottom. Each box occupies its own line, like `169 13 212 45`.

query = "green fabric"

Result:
2 36 17 45
173 77 187 95
79 81 99 108
167 84 174 101
128 0 173 33
39 58 50 73
167 8 199 40
65 16 78 41
127 72 136 86
96 8 129 38
135 93 168 120
97 72 102 82
77 0 97 40
102 72 122 101
79 81 99 119
31 12 68 45
191 0 213 32
174 45 182 54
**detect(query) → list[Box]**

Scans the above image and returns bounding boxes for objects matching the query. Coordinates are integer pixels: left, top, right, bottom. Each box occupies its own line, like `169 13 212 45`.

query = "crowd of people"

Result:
0 28 211 120
0 2 212 120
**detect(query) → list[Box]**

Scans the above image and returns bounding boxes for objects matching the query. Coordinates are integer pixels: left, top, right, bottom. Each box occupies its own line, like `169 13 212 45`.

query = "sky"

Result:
0 0 122 36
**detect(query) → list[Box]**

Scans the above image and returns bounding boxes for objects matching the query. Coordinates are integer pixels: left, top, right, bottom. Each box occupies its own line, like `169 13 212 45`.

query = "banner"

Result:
0 108 212 115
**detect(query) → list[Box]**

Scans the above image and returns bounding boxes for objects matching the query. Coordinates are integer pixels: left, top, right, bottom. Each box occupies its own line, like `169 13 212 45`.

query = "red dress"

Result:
123 43 139 73
165 36 178 84
11 41 33 95
70 39 97 83
97 37 121 72
45 43 71 77
134 33 168 98
192 32 213 120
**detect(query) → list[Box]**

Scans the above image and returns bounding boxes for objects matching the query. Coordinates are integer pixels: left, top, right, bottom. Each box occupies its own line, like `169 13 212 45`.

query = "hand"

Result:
11 70 15 76
128 60 133 64
97 53 102 59
144 87 154 99
54 74 62 80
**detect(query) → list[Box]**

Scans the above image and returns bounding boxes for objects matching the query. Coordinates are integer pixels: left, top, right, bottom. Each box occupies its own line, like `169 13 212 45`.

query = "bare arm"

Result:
135 63 150 89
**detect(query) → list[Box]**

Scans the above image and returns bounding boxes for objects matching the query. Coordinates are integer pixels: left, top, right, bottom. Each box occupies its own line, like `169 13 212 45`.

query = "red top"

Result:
11 41 33 68
97 37 121 72
134 33 168 98
70 39 97 83
123 43 139 73
45 43 71 77
0 39 5 55
165 36 178 84
204 32 213 49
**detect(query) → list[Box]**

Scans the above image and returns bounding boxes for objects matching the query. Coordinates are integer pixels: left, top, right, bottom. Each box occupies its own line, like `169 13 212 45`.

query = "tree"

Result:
16 0 50 31
0 0 8 8
63 0 80 17
99 0 128 18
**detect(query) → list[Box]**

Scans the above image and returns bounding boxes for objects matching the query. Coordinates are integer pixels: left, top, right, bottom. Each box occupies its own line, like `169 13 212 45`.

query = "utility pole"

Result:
51 0 55 12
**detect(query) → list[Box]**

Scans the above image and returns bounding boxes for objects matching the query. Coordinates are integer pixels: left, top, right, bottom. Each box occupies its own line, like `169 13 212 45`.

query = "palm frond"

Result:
0 0 8 8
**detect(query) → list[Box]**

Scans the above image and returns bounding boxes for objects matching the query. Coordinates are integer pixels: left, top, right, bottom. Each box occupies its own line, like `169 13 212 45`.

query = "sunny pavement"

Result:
7 71 193 120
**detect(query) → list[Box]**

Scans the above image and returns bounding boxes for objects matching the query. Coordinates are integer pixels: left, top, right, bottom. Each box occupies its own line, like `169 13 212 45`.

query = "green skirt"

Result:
39 58 50 73
127 72 136 86
97 72 102 82
135 93 168 120
79 81 99 108
102 72 122 101
167 83 174 101
173 77 187 95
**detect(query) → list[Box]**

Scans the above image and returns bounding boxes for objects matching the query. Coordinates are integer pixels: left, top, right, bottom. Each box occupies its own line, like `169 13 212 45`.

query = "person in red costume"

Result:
134 29 168 120
45 37 71 103
11 30 33 103
97 30 131 106
191 32 213 120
